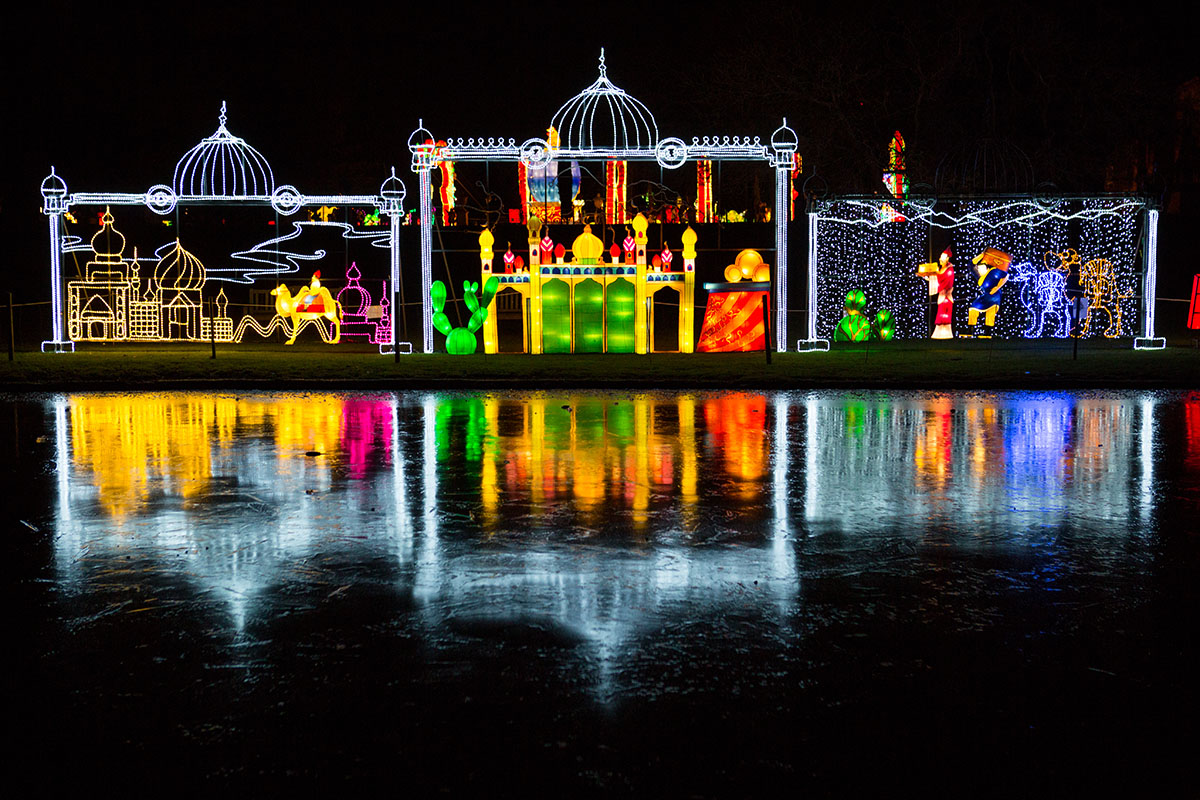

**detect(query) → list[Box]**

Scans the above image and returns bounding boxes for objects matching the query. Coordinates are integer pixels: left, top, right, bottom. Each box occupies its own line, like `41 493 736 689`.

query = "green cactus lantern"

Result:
432 276 499 355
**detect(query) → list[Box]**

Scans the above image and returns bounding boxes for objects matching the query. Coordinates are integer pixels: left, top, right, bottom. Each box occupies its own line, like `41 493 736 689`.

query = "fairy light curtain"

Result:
809 197 1154 342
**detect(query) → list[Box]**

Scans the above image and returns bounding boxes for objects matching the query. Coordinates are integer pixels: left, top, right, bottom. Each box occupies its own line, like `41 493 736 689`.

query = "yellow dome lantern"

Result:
571 224 604 264
479 228 495 261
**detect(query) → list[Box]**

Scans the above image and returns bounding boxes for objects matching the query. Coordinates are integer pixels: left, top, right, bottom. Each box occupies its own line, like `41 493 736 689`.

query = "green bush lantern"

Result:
834 289 893 342
834 289 870 341
432 276 498 355
872 309 895 341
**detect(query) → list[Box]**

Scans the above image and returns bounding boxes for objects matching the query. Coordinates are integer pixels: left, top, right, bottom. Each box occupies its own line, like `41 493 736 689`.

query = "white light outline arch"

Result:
41 102 408 354
409 53 799 353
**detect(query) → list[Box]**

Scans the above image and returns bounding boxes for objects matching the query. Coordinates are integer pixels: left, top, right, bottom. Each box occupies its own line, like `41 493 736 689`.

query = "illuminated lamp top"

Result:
380 167 407 202
41 168 67 198
632 213 649 244
681 226 697 259
173 102 275 198
407 119 437 171
770 120 799 153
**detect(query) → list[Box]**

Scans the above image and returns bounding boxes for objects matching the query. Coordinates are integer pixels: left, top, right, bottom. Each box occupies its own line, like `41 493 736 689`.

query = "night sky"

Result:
3 1 1195 303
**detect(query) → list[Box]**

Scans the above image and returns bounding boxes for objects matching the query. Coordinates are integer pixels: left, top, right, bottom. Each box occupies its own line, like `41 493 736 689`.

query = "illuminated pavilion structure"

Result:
40 102 407 353
408 52 806 354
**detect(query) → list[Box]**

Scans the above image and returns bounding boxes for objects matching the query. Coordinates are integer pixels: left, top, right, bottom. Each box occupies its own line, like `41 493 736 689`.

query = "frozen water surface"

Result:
6 389 1199 794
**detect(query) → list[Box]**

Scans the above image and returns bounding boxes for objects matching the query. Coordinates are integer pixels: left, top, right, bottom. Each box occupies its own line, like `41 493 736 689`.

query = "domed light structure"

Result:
41 102 407 354
934 139 1035 195
407 52 807 353
154 239 207 291
41 168 68 205
173 102 275 198
549 50 659 155
770 120 799 160
380 167 407 204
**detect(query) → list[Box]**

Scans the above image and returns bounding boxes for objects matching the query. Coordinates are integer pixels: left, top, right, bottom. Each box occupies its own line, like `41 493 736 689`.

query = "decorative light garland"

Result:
606 160 627 224
697 160 714 223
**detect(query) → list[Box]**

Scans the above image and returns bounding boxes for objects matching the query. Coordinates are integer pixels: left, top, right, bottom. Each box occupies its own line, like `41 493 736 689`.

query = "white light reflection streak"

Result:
1140 394 1155 525
415 394 439 603
771 394 797 613
54 394 71 526
805 393 818 523
772 393 789 556
392 397 412 565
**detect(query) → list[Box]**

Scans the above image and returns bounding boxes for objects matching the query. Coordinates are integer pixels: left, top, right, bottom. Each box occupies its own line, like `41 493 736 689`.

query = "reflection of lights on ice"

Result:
413 394 440 605
800 392 1149 533
45 390 1168 699
1140 396 1155 523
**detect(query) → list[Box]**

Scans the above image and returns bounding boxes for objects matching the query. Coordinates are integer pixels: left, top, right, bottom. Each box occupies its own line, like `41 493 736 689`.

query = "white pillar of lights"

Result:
380 167 408 355
40 168 74 353
408 122 437 354
1134 207 1165 350
796 207 829 351
770 121 797 352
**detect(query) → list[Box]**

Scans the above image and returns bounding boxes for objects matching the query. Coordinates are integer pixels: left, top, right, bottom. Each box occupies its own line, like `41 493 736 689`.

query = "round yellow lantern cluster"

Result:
723 249 770 283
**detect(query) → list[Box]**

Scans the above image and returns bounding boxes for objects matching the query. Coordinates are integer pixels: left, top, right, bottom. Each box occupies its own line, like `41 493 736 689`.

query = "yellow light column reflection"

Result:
531 397 545 510
481 397 500 528
679 395 698 531
634 397 650 525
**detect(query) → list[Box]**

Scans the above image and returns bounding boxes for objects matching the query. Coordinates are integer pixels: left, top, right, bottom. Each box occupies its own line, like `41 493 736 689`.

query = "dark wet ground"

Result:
6 390 1200 795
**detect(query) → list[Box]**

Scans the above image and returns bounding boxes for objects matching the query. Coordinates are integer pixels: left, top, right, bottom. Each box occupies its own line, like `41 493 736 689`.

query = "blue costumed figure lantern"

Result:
967 248 1011 338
